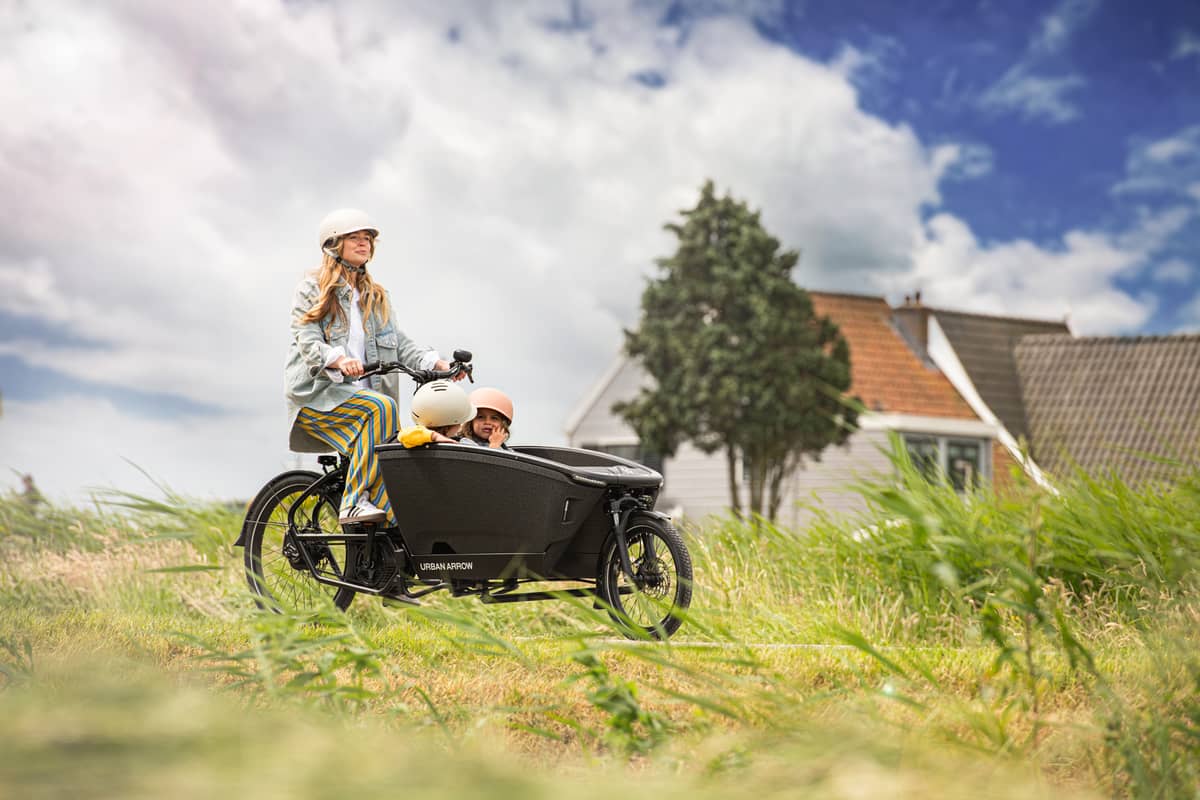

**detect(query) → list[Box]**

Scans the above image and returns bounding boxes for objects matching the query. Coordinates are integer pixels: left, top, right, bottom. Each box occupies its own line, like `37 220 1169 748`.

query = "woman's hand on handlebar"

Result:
333 355 365 378
435 358 468 381
359 352 472 383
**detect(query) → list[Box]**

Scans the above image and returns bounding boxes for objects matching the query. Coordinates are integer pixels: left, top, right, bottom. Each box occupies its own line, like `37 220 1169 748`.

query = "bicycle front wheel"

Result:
597 515 692 639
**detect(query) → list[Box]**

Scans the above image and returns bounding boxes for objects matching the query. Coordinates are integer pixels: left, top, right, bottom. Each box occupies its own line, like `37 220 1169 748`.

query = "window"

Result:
946 439 982 492
901 433 988 491
581 443 664 476
903 435 940 482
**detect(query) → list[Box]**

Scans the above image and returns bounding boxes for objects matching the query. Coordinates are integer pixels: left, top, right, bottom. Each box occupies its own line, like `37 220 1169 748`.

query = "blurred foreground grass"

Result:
1 446 1197 798
3 654 1094 800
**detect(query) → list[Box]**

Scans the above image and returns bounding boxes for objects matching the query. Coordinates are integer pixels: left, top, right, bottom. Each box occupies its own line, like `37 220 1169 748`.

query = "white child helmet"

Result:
318 208 380 250
411 380 475 427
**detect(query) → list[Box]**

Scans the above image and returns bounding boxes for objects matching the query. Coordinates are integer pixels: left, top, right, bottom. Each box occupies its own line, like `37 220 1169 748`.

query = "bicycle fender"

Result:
233 469 323 547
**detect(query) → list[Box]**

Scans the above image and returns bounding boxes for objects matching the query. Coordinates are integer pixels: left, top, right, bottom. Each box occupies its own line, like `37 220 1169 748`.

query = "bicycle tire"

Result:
242 471 356 613
597 514 692 639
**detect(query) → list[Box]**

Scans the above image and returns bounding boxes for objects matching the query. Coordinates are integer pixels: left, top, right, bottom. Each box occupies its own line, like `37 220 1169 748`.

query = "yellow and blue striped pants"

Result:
294 390 399 526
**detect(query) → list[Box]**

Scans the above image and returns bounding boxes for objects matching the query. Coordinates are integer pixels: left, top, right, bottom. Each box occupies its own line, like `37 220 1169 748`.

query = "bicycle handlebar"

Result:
360 348 474 386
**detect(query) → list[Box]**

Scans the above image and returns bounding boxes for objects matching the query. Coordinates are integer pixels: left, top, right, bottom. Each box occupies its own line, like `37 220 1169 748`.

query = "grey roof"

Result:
1014 333 1200 485
932 309 1070 441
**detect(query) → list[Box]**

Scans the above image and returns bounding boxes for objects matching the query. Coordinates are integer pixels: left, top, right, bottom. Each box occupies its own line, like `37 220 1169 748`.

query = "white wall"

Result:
659 428 896 531
566 358 993 534
776 428 895 530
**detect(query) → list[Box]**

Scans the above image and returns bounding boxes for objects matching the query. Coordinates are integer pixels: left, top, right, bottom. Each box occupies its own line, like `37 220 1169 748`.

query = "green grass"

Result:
1 443 1197 798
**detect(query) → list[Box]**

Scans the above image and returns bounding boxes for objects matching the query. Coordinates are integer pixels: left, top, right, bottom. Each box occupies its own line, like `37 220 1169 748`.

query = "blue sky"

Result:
0 0 1197 501
759 0 1199 331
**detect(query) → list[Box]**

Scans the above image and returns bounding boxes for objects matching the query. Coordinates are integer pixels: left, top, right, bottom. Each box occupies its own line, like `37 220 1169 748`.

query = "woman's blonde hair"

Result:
299 237 390 327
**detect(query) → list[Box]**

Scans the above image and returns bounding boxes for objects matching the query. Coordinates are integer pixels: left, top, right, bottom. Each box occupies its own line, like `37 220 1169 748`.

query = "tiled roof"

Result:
931 309 1070 441
1014 333 1200 485
810 291 978 420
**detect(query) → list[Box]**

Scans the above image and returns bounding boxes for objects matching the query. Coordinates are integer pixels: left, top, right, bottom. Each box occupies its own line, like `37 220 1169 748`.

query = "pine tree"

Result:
616 180 857 521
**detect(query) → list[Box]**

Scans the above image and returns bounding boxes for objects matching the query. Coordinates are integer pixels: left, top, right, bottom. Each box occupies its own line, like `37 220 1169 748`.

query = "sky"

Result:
1 0 1198 503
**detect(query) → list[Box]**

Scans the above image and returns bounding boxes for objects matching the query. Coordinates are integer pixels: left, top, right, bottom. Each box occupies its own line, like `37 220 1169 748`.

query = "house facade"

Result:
565 291 1071 528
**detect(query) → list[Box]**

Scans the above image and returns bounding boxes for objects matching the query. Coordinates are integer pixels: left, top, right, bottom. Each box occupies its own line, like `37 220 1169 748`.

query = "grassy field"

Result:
1 449 1197 799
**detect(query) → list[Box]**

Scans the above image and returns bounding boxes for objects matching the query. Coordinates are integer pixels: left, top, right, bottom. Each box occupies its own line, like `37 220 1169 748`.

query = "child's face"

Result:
473 409 508 438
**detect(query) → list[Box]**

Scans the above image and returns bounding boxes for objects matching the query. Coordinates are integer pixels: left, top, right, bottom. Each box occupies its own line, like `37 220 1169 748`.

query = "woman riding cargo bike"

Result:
236 209 693 638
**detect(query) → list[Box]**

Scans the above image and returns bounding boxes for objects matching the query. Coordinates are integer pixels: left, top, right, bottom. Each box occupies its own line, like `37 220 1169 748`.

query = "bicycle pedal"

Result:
382 594 421 608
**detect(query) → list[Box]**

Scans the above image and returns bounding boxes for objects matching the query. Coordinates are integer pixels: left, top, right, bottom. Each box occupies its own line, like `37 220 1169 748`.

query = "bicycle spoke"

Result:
245 475 353 613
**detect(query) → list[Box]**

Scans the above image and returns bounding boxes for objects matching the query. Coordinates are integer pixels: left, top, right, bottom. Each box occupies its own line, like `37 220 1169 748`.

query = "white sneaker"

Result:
339 499 387 525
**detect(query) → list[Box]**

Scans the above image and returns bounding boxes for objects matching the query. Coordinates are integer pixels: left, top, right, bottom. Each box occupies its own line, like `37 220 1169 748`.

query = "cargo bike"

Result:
235 352 693 638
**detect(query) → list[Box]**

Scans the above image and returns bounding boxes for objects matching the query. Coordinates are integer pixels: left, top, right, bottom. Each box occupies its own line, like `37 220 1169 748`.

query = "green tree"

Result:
616 180 857 522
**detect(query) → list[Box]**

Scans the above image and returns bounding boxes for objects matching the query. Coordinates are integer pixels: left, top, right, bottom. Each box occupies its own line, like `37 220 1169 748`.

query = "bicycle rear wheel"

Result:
242 471 356 613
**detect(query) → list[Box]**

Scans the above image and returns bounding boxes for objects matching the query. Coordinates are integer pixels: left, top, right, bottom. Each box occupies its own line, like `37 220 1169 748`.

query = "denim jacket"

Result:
285 274 433 453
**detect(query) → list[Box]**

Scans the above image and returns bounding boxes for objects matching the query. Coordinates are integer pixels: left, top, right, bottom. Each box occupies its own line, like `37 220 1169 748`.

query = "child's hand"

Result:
488 423 509 448
431 431 456 443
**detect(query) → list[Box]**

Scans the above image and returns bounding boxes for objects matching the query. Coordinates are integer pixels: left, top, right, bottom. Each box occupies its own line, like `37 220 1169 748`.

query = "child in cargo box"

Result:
398 380 478 447
462 387 514 449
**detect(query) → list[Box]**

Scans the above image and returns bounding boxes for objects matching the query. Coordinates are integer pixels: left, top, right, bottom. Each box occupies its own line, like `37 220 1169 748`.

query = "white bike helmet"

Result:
411 380 475 427
318 208 380 250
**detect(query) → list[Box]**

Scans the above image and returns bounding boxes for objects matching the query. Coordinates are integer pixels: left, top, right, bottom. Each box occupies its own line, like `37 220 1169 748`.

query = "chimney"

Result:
892 289 932 361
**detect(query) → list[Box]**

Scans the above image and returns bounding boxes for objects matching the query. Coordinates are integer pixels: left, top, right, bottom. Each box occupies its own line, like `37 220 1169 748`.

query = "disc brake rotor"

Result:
634 556 670 598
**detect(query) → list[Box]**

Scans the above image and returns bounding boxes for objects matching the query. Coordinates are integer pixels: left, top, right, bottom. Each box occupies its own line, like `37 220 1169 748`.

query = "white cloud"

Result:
1153 258 1193 284
0 259 59 310
1114 125 1200 199
930 141 994 181
1172 30 1200 61
881 205 1192 335
0 395 289 503
1146 136 1196 163
978 66 1085 124
827 36 902 91
977 0 1097 124
1030 0 1100 56
0 1 948 500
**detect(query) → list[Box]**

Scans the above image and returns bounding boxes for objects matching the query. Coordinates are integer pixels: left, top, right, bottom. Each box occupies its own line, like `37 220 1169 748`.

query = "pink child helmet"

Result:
468 387 514 425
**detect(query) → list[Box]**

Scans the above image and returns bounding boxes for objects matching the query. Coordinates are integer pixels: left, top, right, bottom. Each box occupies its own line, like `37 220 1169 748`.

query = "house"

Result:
565 290 1072 528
